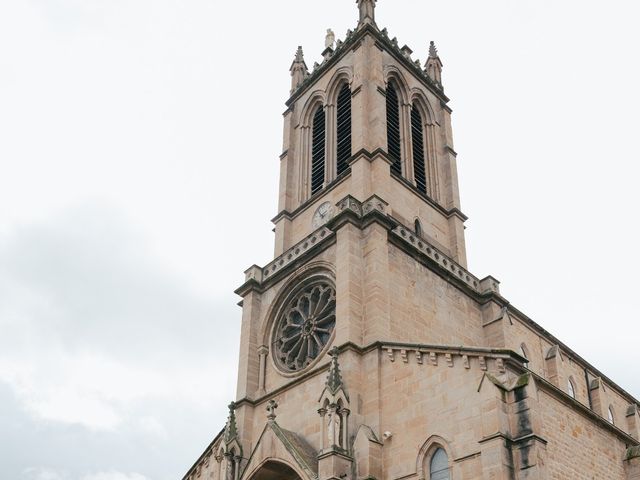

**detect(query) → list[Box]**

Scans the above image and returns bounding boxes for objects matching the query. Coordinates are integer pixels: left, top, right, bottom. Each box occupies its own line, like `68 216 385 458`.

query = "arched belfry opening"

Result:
311 105 326 195
386 82 402 176
248 461 302 480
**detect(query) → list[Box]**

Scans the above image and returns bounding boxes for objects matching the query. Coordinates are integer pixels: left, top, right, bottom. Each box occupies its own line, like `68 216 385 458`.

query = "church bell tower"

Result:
182 2 640 480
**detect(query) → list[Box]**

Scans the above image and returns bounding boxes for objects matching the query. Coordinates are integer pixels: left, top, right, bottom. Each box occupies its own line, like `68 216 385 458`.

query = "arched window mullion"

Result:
311 106 326 195
386 83 402 176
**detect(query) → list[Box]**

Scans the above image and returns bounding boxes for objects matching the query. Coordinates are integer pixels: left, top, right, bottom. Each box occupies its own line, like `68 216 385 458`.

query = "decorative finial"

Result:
325 29 336 49
425 41 444 87
357 0 377 27
290 46 309 94
224 402 238 443
429 41 438 59
326 347 344 395
266 399 278 421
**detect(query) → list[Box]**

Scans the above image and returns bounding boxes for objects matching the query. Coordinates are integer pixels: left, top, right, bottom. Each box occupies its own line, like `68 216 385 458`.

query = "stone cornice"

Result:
389 225 482 293
234 341 522 409
235 227 336 297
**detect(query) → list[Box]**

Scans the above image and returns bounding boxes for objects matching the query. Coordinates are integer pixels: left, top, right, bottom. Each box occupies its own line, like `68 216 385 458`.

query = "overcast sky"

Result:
1 1 639 480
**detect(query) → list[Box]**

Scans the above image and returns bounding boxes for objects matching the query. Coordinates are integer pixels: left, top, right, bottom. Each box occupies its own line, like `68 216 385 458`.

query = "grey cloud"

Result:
0 203 237 480
0 202 239 364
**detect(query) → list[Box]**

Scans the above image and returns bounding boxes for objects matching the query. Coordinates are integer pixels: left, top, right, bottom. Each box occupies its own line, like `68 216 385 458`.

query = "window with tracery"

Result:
273 281 336 372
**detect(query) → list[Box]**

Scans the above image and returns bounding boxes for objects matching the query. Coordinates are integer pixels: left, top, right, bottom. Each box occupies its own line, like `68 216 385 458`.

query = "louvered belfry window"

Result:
411 104 427 194
336 84 352 176
311 105 326 195
386 83 402 176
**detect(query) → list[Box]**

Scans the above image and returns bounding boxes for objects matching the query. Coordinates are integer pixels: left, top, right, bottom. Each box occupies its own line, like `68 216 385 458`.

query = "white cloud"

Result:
0 204 238 431
22 468 69 480
21 469 149 480
81 472 149 480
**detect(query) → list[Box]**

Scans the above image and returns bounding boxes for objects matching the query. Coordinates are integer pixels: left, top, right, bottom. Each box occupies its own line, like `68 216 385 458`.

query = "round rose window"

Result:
273 282 336 372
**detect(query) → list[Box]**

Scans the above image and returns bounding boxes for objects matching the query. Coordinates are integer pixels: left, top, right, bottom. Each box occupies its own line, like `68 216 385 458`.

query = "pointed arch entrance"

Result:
248 460 303 480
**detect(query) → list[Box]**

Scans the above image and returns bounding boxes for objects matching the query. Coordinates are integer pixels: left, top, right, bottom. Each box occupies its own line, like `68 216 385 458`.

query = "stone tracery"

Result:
274 282 336 372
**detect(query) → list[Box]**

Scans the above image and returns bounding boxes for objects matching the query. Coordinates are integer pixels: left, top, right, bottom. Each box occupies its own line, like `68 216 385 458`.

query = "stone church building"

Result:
183 2 640 479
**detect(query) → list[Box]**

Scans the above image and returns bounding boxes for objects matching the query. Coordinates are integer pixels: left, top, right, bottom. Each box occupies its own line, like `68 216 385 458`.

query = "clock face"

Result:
312 201 333 228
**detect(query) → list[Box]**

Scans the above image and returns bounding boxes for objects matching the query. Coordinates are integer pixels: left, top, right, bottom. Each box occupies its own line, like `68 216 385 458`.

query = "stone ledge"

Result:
390 226 487 294
262 227 333 280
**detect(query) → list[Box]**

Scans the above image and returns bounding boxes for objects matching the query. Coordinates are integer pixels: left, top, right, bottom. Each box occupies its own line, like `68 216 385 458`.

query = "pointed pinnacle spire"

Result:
357 0 377 28
224 401 238 443
325 347 344 395
290 46 309 94
429 40 439 59
425 41 444 87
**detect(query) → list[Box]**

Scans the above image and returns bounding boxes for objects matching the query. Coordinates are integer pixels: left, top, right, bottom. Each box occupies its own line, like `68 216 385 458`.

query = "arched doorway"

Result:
248 460 303 480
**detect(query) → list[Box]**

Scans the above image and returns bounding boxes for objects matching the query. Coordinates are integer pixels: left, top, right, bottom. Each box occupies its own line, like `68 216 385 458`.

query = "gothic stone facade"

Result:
183 2 640 479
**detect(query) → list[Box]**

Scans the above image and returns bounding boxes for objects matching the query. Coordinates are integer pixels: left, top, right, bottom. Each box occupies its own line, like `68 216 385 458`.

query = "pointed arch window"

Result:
429 448 450 480
520 343 530 369
411 103 428 194
386 83 402 176
311 105 326 195
608 406 615 425
568 378 576 399
336 84 352 177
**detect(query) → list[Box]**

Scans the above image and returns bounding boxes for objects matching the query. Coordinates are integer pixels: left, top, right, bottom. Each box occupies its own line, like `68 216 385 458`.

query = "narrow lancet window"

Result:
336 84 352 176
411 104 427 194
386 84 402 176
568 378 576 399
430 448 450 480
311 106 326 195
